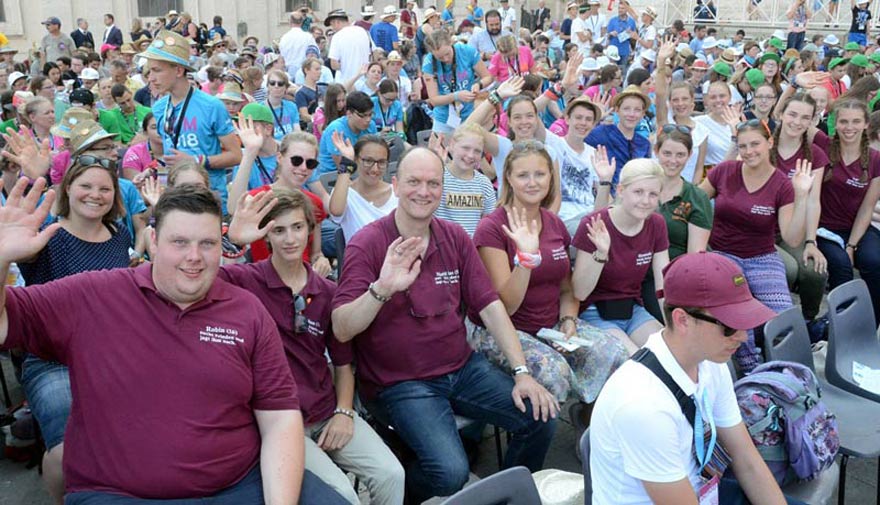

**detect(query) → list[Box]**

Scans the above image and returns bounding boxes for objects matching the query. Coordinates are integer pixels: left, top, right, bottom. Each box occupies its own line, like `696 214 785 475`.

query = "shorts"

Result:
579 303 659 335
848 32 867 46
21 354 71 449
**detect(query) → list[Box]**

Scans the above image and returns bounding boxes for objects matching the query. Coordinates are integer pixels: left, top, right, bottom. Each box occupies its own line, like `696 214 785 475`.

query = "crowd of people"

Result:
0 0 878 504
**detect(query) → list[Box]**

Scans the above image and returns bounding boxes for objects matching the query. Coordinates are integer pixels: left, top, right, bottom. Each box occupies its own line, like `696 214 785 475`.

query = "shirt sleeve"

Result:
711 364 743 428
616 399 692 483
776 176 795 208
688 185 714 230
482 179 497 216
212 98 235 137
456 225 501 313
651 214 671 252
571 212 599 253
473 213 507 250
331 232 383 310
421 53 435 76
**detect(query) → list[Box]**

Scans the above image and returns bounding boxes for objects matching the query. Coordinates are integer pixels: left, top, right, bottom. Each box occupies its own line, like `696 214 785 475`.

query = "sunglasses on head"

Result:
661 124 692 134
267 80 287 87
683 309 738 337
736 118 771 136
293 294 308 333
511 139 545 152
290 155 319 170
75 155 114 170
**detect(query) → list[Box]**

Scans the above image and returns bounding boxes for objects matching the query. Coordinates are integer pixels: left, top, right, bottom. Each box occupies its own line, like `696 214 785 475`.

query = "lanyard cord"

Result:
165 85 194 149
268 100 289 135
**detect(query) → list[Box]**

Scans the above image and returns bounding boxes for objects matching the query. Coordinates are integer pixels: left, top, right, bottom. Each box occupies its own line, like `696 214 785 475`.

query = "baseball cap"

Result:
387 50 404 63
745 68 765 89
240 103 274 124
7 71 26 87
850 54 871 68
845 41 862 51
662 252 776 331
69 88 95 107
41 17 62 26
80 67 100 80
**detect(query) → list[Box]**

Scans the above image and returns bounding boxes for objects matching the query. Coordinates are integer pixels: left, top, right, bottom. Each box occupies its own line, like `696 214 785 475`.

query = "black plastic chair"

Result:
826 279 880 404
579 428 592 505
764 306 880 505
334 227 346 274
440 466 541 505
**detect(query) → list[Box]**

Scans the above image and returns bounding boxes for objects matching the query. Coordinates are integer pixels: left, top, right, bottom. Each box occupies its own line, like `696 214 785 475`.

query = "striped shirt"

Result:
434 167 497 237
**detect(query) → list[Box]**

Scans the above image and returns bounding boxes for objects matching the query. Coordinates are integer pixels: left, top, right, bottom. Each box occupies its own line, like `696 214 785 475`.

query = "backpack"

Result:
734 361 839 484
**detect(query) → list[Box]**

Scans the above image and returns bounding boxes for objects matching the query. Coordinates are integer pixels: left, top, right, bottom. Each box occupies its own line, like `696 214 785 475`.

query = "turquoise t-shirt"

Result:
118 178 147 247
152 89 234 211
232 153 279 190
314 117 377 183
265 99 301 141
371 96 404 131
421 43 481 126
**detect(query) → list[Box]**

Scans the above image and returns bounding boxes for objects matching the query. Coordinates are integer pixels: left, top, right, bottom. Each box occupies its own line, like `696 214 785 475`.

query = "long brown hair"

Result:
827 98 870 184
771 91 815 166
57 163 125 227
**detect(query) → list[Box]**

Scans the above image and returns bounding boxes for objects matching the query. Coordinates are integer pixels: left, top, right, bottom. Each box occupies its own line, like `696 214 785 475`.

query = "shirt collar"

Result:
380 209 447 259
645 331 699 397
257 259 322 297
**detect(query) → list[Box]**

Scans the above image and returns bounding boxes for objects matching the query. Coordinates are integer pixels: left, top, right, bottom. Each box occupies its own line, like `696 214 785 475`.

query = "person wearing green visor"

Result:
230 103 279 191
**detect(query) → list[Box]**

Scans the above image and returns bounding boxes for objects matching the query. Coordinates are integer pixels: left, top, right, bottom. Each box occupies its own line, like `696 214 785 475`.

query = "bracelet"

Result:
453 91 459 103
488 91 502 106
514 250 542 270
560 315 578 326
598 180 612 187
368 282 392 303
592 250 608 263
333 407 355 419
204 155 212 171
846 243 858 251
543 88 559 101
804 239 816 246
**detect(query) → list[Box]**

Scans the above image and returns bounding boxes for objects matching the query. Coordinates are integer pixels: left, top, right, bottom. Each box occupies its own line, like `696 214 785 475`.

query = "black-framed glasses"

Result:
683 309 738 337
352 109 374 120
290 155 319 170
75 155 114 170
661 124 692 134
359 157 388 169
293 294 308 333
267 80 287 87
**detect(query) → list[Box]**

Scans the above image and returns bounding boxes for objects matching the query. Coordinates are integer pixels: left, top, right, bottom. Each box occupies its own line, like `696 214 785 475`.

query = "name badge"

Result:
698 475 719 505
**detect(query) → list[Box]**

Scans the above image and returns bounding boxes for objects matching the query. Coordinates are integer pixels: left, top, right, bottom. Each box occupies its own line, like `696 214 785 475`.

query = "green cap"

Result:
850 54 871 68
869 52 880 64
759 52 781 65
745 68 766 89
712 61 732 77
828 57 849 69
769 38 786 50
240 103 274 124
844 42 862 51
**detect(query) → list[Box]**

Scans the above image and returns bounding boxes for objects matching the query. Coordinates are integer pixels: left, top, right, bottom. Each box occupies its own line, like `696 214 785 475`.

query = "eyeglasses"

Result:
736 118 772 136
381 94 398 102
267 80 287 87
359 157 388 169
290 155 319 170
683 309 738 337
511 139 545 152
661 124 692 134
352 109 373 120
754 94 777 101
293 294 308 333
75 154 115 170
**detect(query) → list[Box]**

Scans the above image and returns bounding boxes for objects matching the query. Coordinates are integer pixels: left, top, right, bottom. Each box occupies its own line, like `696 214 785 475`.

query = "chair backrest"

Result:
416 129 433 147
763 306 816 371
320 171 339 193
826 279 879 387
580 428 592 504
441 466 542 505
387 135 406 163
383 161 399 183
334 226 346 273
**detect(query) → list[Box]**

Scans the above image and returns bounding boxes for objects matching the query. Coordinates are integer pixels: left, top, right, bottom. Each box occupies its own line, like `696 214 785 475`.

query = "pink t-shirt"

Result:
488 46 536 83
583 84 618 101
775 144 830 177
708 160 795 258
820 149 880 231
2 265 298 498
219 260 352 426
572 207 669 309
549 117 569 137
470 207 572 335
331 212 499 400
121 142 155 174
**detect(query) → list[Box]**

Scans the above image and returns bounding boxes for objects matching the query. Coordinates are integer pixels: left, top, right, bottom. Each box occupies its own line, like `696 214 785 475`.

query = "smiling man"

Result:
590 252 801 505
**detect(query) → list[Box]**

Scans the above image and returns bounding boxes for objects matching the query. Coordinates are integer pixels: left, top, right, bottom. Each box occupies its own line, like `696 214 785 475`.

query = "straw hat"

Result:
613 85 651 110
218 81 245 102
382 5 399 19
69 120 119 157
120 43 137 55
137 30 197 71
51 107 94 139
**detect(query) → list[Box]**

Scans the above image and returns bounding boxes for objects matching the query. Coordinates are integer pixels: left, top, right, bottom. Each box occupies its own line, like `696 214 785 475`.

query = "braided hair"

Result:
827 98 871 184
771 91 815 167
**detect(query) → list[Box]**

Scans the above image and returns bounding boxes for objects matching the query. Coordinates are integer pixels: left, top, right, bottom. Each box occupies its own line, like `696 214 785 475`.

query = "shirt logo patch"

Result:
200 325 244 346
551 246 568 261
846 177 868 189
749 204 776 217
635 252 653 266
434 269 460 285
445 192 484 209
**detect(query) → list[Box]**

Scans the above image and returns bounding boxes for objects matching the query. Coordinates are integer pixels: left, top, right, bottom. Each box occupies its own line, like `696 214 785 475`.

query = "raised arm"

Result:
778 160 813 247
327 131 356 218
227 115 265 215
571 215 610 301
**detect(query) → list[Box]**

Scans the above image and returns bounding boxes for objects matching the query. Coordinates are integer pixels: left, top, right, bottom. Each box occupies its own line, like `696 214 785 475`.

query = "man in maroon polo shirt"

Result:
331 147 559 502
0 180 336 504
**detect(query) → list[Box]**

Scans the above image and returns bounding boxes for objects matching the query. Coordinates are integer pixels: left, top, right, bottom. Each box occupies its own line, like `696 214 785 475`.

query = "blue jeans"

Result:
372 352 556 502
719 477 807 505
21 354 71 449
320 219 339 259
817 227 880 324
64 466 348 504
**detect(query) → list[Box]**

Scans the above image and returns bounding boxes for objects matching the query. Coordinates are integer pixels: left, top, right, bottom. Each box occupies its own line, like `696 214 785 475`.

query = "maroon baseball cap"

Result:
661 252 776 330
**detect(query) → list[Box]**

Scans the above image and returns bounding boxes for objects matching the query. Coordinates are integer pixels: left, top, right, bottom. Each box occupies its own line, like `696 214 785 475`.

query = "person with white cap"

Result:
499 0 518 31
848 0 873 47
590 252 802 505
327 9 373 83
371 5 401 53
571 3 594 55
583 0 607 45
139 30 242 213
279 10 319 77
560 1 578 42
383 50 416 107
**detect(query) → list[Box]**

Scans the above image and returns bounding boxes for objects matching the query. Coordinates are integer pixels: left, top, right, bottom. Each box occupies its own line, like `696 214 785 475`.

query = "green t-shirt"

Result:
98 104 151 144
657 179 714 260
0 118 18 135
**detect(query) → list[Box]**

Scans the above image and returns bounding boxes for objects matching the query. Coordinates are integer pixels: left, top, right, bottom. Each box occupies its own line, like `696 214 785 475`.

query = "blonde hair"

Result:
168 160 210 187
451 122 486 144
279 131 318 155
496 34 517 54
618 158 664 188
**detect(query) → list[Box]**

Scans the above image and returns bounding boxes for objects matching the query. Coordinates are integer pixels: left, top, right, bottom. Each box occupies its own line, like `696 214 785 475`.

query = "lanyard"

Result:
693 388 717 472
506 52 521 77
254 157 273 185
125 110 139 135
379 102 393 129
435 47 458 93
268 100 290 136
165 85 194 149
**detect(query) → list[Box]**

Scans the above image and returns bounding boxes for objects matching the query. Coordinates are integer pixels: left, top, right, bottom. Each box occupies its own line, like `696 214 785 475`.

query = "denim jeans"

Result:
320 220 339 259
372 352 556 502
64 467 349 505
21 354 71 449
817 227 880 324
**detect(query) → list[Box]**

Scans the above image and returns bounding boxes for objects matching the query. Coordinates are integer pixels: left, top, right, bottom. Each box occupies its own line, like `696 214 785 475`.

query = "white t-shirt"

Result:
328 25 373 83
694 114 733 165
585 14 607 45
590 332 742 505
571 17 592 54
637 23 657 48
279 28 318 77
501 6 517 30
556 135 598 223
330 186 398 243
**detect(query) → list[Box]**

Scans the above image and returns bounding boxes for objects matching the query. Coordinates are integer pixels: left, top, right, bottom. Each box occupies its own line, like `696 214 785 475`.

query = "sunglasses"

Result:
736 118 772 136
661 124 692 134
290 155 319 170
293 294 308 333
75 154 115 170
267 80 287 87
684 309 738 337
511 139 545 152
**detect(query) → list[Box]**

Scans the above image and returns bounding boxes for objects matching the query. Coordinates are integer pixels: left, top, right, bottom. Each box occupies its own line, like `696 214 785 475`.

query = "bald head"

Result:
393 147 445 221
397 147 444 178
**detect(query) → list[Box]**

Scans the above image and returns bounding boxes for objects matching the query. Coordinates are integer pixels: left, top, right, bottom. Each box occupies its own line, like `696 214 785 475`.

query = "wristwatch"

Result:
337 157 357 175
512 365 531 377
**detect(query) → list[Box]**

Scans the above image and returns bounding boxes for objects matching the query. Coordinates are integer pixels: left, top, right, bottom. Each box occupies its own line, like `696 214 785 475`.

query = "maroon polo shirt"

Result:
2 265 298 499
331 211 499 400
218 260 352 425
820 148 880 231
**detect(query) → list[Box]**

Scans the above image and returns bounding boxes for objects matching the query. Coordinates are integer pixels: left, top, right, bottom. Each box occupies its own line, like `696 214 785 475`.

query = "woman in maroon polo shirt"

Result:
698 119 814 372
572 159 670 356
467 140 627 424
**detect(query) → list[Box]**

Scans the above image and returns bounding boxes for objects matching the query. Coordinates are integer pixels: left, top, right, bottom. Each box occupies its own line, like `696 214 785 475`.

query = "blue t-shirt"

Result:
370 21 400 53
153 89 234 211
467 6 485 26
264 99 301 141
118 178 147 247
371 96 404 131
314 117 377 182
584 123 652 188
232 153 278 190
421 43 481 126
442 9 455 25
606 16 637 59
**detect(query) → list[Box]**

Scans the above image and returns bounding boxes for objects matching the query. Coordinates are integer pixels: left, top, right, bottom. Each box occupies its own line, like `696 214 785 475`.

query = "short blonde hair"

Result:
618 158 664 188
